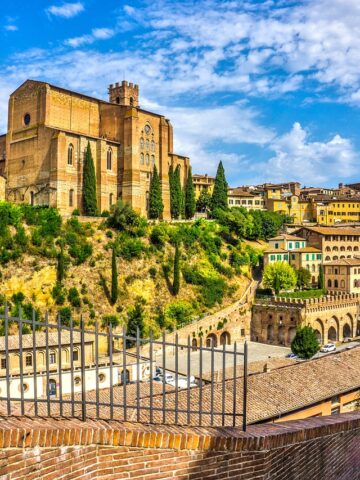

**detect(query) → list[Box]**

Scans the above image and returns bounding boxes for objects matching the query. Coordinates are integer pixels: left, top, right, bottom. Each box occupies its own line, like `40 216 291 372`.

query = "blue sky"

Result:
2 0 360 187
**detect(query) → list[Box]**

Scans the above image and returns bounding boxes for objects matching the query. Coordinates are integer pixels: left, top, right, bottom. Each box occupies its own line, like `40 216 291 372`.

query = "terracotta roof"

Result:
264 248 288 254
0 331 94 351
296 226 360 236
293 247 322 253
228 188 260 198
269 234 305 241
324 258 360 266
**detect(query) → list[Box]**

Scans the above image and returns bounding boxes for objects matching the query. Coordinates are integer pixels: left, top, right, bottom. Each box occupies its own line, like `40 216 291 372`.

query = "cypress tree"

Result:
83 142 98 216
172 165 182 219
127 299 146 347
56 243 65 284
211 161 228 213
148 165 164 219
111 247 118 305
318 264 325 290
173 243 180 295
168 164 176 219
184 167 196 219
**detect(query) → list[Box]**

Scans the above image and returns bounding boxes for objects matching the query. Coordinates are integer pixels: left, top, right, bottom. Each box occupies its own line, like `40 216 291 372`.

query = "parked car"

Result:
320 343 336 353
286 353 298 359
343 337 352 343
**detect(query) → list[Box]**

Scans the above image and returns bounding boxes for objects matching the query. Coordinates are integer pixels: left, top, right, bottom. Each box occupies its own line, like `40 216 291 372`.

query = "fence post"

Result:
4 304 10 416
80 315 86 421
243 341 248 432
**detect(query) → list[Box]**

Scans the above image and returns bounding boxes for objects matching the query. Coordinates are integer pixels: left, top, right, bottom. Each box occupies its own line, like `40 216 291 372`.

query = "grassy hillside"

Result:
0 202 265 336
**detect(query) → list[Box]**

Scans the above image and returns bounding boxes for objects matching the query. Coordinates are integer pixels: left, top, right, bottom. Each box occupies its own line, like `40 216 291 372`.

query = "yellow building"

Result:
227 187 265 210
316 198 360 225
324 258 360 294
266 195 315 223
193 174 215 199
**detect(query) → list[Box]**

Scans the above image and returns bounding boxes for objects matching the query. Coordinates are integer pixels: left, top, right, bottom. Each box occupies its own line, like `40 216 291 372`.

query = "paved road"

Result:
155 341 291 378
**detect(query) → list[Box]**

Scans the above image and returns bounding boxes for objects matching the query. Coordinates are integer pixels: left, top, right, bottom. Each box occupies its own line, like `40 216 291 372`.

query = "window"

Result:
1 358 6 369
48 379 57 396
109 193 113 207
73 350 79 361
130 97 134 106
151 155 155 166
288 242 293 249
151 141 155 152
25 354 32 367
140 153 144 165
49 352 56 364
146 154 150 165
107 148 112 170
334 280 339 288
146 140 150 151
74 376 81 386
275 243 279 249
68 144 73 165
30 191 35 206
140 138 144 149
295 242 300 248
328 279 332 288
270 255 276 261
69 189 74 207
317 254 321 260
24 113 31 126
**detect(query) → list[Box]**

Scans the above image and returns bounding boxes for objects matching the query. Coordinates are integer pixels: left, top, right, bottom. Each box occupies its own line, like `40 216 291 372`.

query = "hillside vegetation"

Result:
0 201 283 336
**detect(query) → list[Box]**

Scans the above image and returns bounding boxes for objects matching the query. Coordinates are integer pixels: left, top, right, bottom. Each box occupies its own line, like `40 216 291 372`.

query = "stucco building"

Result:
324 258 360 295
1 80 190 218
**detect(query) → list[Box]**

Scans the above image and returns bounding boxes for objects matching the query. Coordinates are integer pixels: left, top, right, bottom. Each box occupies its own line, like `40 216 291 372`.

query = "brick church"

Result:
0 80 190 218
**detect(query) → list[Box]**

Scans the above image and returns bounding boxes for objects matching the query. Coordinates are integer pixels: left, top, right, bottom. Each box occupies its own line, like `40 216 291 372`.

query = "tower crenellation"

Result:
108 80 139 107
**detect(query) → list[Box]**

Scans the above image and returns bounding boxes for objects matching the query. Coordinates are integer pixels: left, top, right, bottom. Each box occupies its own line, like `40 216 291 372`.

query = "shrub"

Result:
117 237 146 260
108 200 147 236
291 326 320 359
72 208 80 216
182 265 227 307
11 292 25 305
263 262 297 294
52 283 65 305
58 307 72 326
102 314 121 329
68 287 81 307
101 210 110 217
165 301 193 328
89 309 96 319
149 266 157 278
150 224 168 248
106 230 113 238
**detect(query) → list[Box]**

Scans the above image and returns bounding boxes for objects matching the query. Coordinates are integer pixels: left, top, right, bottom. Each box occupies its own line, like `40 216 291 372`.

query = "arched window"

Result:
151 155 155 166
69 189 74 207
334 279 339 288
146 154 150 165
328 279 332 288
151 141 155 152
30 191 35 206
140 153 144 165
146 140 150 151
109 193 113 207
140 138 144 149
130 97 134 106
107 148 112 170
116 97 120 104
312 264 315 272
68 144 73 165
306 264 310 271
25 354 32 367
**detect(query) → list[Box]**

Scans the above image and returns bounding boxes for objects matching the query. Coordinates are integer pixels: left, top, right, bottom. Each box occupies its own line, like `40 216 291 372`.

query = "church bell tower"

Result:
108 81 139 107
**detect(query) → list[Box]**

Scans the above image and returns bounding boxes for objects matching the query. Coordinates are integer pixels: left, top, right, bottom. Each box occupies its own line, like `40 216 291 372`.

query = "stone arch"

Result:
287 327 296 344
340 246 345 252
267 325 274 342
191 338 197 351
325 246 331 252
327 315 339 342
347 246 352 251
333 246 338 251
220 331 231 346
354 246 359 252
278 325 285 344
343 313 353 339
206 333 218 348
343 323 352 339
333 256 339 260
313 319 324 344
340 255 345 259
325 256 331 261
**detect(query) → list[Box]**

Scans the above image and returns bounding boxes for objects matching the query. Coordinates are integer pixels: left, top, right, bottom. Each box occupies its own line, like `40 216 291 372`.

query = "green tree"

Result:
173 243 180 295
111 247 118 305
263 261 297 294
296 267 311 289
196 189 212 213
126 298 146 347
171 165 182 219
318 264 325 290
148 165 164 219
211 161 228 212
107 199 147 236
56 243 66 284
291 326 320 359
83 142 98 216
184 167 196 219
168 164 176 219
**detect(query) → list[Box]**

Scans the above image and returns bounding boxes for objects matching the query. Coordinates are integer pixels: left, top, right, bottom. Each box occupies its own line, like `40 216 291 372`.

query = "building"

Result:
227 187 265 210
294 226 360 262
1 79 190 218
192 174 215 199
324 258 360 295
252 294 358 346
289 247 322 284
314 197 360 225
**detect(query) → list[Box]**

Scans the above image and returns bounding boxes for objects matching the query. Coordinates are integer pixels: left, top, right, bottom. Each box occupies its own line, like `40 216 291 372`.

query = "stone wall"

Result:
252 293 360 345
1 412 360 479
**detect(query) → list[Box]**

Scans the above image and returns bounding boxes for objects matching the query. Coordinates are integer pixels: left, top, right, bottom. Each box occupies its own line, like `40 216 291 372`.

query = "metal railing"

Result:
0 307 248 430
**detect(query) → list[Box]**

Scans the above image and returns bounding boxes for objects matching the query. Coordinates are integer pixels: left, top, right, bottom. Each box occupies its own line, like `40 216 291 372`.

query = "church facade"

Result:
0 80 190 218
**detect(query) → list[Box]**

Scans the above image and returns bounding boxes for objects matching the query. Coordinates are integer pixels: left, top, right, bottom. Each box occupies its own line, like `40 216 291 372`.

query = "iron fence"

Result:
0 307 248 430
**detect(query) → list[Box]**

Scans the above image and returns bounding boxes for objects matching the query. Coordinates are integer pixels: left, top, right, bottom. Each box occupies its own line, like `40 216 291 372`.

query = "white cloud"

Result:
4 25 18 31
65 28 116 47
47 2 84 18
253 123 358 185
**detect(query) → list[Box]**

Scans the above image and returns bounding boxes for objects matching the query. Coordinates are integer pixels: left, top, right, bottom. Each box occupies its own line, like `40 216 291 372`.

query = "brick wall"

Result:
0 412 360 479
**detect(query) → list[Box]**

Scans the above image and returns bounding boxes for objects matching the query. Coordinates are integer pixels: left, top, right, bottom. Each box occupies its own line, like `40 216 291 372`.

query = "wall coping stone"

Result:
0 412 360 453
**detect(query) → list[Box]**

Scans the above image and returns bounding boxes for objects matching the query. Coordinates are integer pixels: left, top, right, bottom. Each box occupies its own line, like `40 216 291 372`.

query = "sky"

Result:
2 0 360 187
